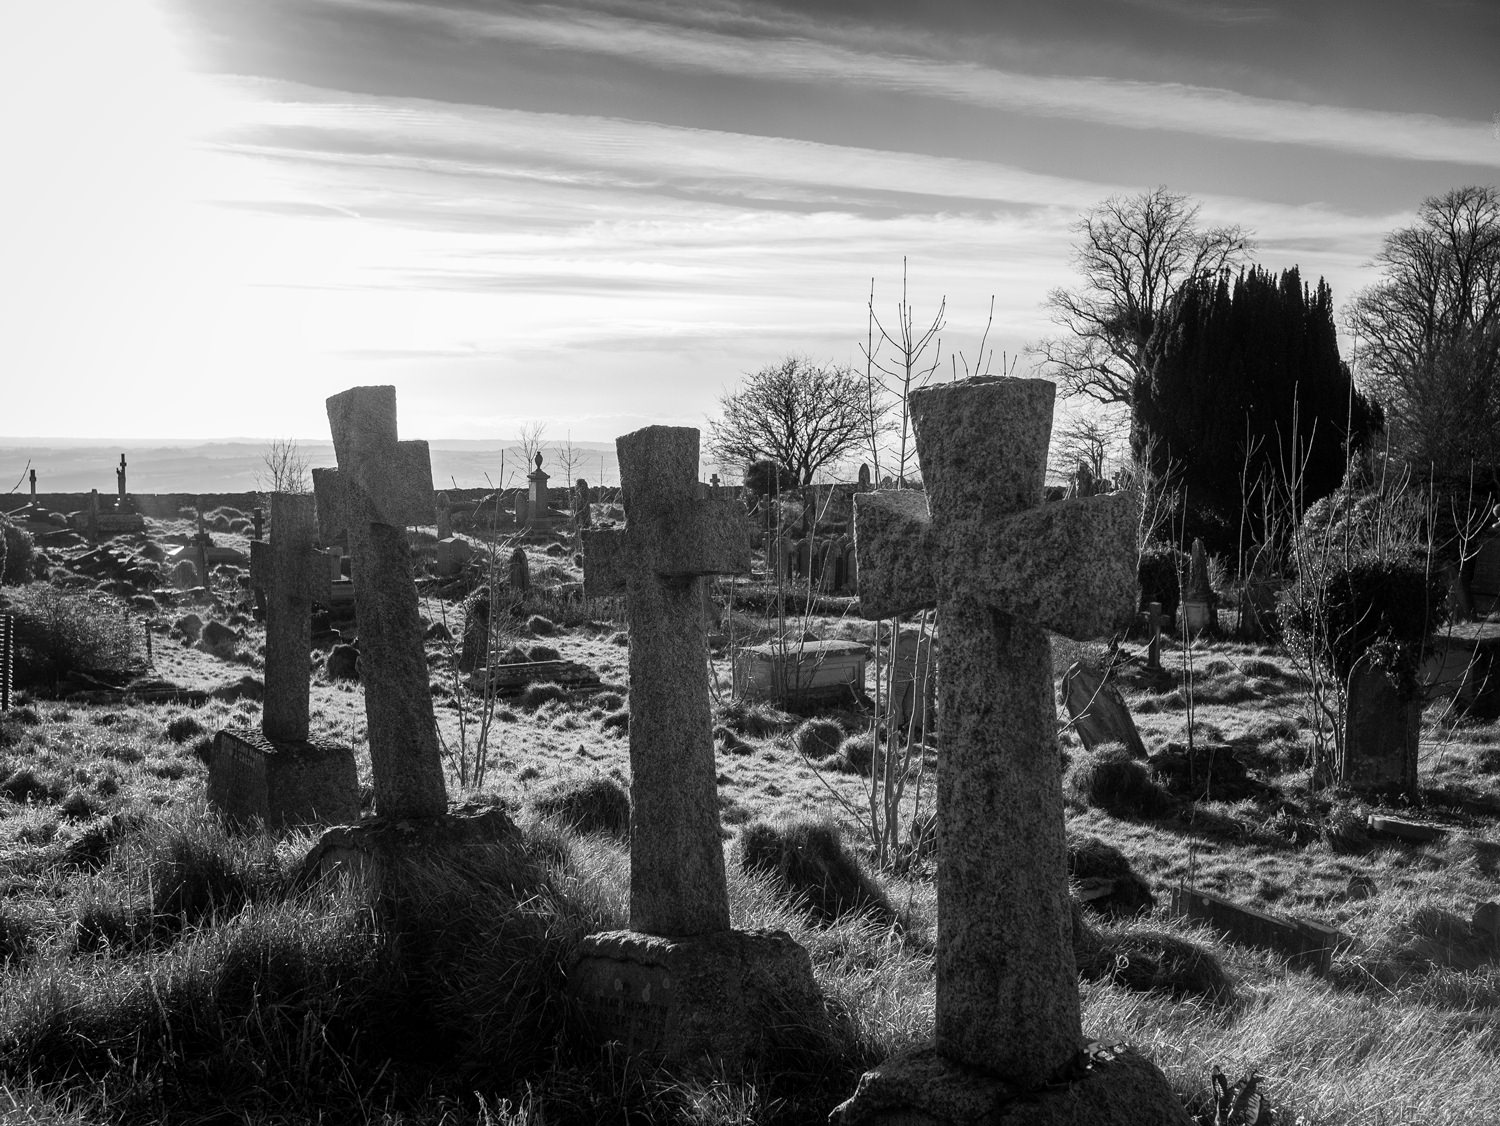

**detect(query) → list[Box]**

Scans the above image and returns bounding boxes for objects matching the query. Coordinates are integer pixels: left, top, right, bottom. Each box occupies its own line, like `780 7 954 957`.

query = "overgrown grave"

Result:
831 376 1189 1125
208 493 359 828
570 423 821 1072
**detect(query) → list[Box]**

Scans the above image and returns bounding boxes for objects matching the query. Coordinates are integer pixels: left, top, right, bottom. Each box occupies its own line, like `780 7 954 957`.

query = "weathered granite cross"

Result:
248 494 325 742
852 376 1138 1089
581 425 749 935
325 385 447 821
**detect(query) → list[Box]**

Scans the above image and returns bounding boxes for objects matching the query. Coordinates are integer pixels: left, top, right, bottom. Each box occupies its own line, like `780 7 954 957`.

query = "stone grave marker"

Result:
435 491 452 539
1340 653 1420 798
527 452 550 514
325 385 447 820
28 469 35 498
1182 537 1217 633
890 628 936 737
571 424 818 1069
1060 661 1148 758
1171 886 1344 976
509 546 529 593
0 613 12 712
832 377 1186 1124
858 462 871 490
209 493 358 828
574 478 591 529
1142 600 1167 671
735 638 869 705
115 454 127 500
252 507 265 541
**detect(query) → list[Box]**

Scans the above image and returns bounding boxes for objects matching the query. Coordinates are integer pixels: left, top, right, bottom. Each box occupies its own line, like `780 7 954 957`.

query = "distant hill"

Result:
0 440 624 495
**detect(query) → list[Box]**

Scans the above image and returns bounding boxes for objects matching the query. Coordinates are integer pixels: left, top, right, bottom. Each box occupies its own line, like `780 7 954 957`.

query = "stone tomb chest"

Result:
734 639 869 704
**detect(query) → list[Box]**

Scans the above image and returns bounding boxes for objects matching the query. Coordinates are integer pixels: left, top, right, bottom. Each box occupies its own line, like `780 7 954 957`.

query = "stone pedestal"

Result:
1181 596 1215 634
207 729 359 829
830 1045 1191 1125
566 928 820 1072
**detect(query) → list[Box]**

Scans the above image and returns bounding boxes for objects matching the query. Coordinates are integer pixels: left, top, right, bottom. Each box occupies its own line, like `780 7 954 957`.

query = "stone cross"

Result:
252 507 265 542
1143 600 1167 671
249 495 325 742
116 454 127 500
28 469 35 497
854 376 1137 1088
709 473 721 495
325 385 447 820
582 425 750 935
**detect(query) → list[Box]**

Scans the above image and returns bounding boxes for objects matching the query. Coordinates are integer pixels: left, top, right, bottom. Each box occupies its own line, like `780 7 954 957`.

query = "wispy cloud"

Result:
326 0 1498 169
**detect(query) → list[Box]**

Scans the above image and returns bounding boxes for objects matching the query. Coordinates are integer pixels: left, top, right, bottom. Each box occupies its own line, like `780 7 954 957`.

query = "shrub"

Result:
1137 542 1188 620
791 718 844 762
5 586 137 685
1 518 35 584
738 814 895 927
530 773 630 838
1279 552 1445 697
1063 745 1172 817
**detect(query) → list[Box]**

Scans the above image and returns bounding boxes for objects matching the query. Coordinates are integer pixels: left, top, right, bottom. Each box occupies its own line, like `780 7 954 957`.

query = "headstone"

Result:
528 452 550 514
858 463 871 490
28 469 35 498
890 629 936 737
514 490 529 525
1142 600 1167 671
1341 653 1420 798
0 614 12 712
832 377 1184 1124
1059 661 1148 758
509 546 529 593
210 493 359 828
572 425 818 1070
116 454 127 500
252 507 265 541
435 492 452 539
1182 537 1217 633
793 538 811 580
325 385 447 820
574 478 591 529
88 489 100 542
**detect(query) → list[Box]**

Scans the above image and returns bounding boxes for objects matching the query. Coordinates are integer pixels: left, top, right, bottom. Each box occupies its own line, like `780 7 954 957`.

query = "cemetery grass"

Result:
1 527 1499 1122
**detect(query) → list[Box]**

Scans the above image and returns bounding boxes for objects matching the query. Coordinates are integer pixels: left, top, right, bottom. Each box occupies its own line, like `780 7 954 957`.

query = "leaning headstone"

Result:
325 386 447 820
209 494 358 828
1341 653 1420 798
570 425 819 1070
890 629 936 738
1060 661 1148 759
832 377 1186 1124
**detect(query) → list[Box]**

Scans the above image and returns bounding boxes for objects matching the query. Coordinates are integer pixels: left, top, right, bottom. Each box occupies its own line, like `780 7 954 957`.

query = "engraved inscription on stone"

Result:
574 962 675 1052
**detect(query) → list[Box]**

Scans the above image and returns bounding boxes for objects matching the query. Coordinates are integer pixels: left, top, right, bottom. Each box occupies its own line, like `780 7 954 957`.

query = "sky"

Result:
2 0 1498 446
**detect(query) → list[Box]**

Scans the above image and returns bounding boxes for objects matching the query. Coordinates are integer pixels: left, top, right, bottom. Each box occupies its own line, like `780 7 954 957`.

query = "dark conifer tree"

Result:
1132 266 1382 561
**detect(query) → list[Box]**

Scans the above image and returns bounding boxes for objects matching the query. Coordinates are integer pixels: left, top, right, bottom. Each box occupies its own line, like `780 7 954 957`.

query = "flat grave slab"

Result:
465 658 603 696
1367 814 1449 842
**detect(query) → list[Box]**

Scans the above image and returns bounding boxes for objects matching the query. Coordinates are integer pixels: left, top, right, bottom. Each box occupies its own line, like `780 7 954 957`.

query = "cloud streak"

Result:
329 0 1498 169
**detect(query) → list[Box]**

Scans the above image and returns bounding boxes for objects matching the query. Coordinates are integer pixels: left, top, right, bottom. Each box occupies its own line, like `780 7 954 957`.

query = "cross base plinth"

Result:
829 1044 1191 1126
207 729 359 829
295 801 520 888
566 928 820 1073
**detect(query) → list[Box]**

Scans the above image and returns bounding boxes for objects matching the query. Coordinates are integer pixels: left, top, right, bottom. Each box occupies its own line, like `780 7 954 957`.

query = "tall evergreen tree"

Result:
1132 266 1382 560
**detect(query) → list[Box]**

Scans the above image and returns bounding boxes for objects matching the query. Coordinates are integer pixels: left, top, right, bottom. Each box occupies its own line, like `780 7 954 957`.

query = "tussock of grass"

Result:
791 718 845 762
529 772 630 839
715 699 795 739
737 814 897 928
1064 745 1173 817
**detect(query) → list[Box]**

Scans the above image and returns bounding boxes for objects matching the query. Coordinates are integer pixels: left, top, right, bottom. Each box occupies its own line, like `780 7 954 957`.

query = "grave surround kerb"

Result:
325 385 447 821
833 376 1188 1124
570 426 820 1071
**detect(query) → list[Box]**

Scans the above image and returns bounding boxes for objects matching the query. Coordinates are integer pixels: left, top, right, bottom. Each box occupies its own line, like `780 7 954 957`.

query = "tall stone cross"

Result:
248 494 325 742
116 454 127 500
582 426 749 935
854 376 1138 1088
325 385 447 820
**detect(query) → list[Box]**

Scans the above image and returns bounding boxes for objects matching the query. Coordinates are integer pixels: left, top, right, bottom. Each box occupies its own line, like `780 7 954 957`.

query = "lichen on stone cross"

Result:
249 493 326 743
325 385 446 821
581 426 750 937
853 375 1138 1088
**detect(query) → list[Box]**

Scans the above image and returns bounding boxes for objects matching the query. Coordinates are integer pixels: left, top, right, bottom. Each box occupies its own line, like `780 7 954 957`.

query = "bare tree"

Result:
1050 410 1128 485
1034 186 1252 406
708 356 883 485
1347 185 1500 477
865 260 944 486
511 422 548 479
256 438 310 495
555 432 585 487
